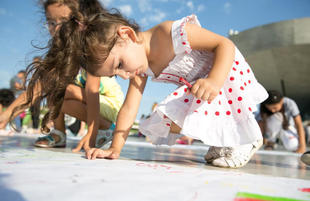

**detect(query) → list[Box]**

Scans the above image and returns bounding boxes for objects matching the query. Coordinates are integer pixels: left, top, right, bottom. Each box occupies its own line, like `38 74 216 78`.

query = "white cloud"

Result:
186 1 194 11
149 9 166 23
139 9 166 28
119 5 132 16
0 8 7 15
99 0 113 7
138 0 152 13
223 2 232 14
197 4 205 12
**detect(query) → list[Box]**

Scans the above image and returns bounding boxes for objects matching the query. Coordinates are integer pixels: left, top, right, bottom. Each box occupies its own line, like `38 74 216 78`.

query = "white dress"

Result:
139 15 268 147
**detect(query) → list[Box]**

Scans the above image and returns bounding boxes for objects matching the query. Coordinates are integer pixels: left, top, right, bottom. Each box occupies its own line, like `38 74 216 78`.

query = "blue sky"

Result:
0 0 309 118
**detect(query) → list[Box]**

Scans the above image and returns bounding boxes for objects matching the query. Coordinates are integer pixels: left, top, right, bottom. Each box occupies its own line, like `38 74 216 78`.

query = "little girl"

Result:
0 0 124 151
258 90 306 153
44 9 268 168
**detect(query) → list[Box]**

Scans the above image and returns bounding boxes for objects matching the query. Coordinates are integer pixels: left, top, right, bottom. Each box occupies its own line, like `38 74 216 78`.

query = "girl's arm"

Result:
0 82 41 129
184 23 235 101
87 75 147 159
73 72 100 151
293 115 306 153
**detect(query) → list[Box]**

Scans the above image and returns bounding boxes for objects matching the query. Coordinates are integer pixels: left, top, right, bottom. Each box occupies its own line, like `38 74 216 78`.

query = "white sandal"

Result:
34 129 66 148
204 146 233 163
211 139 263 168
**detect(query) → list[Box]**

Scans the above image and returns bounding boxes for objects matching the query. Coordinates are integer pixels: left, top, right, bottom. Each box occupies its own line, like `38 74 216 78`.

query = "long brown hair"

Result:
260 90 289 130
11 0 108 132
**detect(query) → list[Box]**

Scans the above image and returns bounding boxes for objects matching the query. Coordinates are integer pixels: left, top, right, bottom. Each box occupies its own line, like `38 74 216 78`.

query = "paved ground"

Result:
0 133 309 201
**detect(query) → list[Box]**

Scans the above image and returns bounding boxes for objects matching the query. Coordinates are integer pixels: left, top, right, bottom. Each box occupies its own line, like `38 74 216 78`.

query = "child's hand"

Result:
86 147 120 160
190 78 221 102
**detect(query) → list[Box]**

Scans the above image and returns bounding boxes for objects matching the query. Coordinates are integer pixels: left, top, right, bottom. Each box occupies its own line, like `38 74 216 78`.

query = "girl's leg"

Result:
35 84 111 146
280 127 299 152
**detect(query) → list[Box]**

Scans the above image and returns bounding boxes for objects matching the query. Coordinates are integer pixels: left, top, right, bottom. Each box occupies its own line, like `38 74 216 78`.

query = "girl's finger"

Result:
86 148 95 159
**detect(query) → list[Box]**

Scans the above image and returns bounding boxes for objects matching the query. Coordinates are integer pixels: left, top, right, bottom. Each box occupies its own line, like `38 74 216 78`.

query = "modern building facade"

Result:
229 18 310 117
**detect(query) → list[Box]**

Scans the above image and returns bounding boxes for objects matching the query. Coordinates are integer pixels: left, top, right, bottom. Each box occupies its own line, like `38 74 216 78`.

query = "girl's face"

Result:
265 99 284 113
94 27 148 79
45 3 71 36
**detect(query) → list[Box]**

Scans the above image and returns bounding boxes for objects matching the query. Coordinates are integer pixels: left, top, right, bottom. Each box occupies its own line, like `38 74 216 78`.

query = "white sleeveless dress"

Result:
139 15 268 147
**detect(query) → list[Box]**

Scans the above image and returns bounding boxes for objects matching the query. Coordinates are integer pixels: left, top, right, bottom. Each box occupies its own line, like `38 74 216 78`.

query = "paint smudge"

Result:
299 188 310 193
234 192 306 201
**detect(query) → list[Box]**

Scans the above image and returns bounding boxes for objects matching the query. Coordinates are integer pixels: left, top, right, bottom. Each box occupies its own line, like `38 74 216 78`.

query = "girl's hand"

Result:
86 147 120 160
296 145 306 154
190 78 221 102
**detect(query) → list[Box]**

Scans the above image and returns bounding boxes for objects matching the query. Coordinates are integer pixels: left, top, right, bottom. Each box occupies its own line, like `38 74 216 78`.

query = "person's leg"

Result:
35 84 111 146
264 113 283 145
280 127 299 152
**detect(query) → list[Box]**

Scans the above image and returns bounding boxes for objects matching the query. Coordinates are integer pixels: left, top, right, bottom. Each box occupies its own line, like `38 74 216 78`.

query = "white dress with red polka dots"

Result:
139 15 268 147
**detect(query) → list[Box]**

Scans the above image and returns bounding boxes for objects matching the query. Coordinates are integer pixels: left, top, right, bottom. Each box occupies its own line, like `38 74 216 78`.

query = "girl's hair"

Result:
0 89 15 107
11 0 110 132
260 90 289 130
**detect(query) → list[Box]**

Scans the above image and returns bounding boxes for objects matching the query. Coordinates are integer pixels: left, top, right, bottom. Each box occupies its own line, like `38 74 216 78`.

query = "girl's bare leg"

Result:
36 84 111 145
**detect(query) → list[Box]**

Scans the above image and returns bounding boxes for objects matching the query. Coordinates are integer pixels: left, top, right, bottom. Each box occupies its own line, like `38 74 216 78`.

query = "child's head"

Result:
17 0 107 132
0 89 15 108
72 11 143 79
261 90 284 114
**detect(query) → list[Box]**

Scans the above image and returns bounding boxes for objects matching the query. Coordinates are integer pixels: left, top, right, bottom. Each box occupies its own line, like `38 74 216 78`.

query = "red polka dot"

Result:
167 76 170 78
182 42 186 45
184 88 187 92
232 67 237 71
228 100 233 104
248 80 251 84
219 100 221 105
166 123 171 127
237 109 241 113
249 107 252 111
247 69 250 73
219 91 222 95
163 115 168 119
228 88 233 93
244 82 247 86
173 92 178 96
238 97 243 101
240 86 244 90
196 100 201 104
235 61 239 65
230 77 235 81
226 111 231 115
240 71 243 75
205 111 208 115
208 101 211 104
194 110 198 113
180 33 184 36
184 99 189 103
215 111 220 116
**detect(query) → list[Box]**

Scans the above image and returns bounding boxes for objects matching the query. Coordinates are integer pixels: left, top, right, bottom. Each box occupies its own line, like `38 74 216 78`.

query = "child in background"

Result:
0 0 124 151
31 8 268 168
0 89 15 115
258 90 306 153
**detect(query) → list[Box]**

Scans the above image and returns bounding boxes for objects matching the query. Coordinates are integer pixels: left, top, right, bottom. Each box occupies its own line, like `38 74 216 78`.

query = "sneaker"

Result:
301 151 310 166
204 146 233 163
96 129 113 148
211 139 263 168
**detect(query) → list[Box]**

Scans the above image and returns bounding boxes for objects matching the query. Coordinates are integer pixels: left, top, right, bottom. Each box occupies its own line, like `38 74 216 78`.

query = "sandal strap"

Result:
50 129 66 145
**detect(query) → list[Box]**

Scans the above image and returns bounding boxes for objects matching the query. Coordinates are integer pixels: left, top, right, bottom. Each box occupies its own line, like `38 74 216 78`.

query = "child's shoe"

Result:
301 151 310 166
95 123 115 148
211 139 263 168
204 146 233 163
